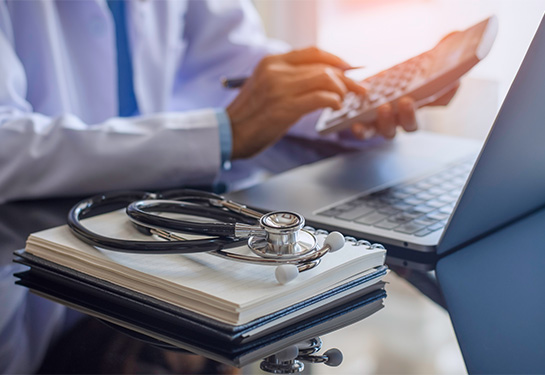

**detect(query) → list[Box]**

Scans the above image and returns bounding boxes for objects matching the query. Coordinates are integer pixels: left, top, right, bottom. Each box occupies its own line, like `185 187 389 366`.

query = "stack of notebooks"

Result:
14 209 388 366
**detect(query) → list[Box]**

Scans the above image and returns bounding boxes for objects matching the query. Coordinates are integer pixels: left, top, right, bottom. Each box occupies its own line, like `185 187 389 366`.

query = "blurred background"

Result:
244 1 545 373
254 0 545 140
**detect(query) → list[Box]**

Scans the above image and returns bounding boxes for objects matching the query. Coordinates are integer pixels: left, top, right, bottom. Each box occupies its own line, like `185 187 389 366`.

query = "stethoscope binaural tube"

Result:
126 199 245 237
67 190 249 253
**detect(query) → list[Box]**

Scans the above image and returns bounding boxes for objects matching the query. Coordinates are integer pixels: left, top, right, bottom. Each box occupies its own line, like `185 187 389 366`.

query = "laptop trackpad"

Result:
228 132 480 213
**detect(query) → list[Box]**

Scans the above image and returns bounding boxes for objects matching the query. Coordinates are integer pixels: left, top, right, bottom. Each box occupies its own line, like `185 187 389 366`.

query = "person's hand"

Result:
350 81 460 140
227 47 367 159
353 30 462 140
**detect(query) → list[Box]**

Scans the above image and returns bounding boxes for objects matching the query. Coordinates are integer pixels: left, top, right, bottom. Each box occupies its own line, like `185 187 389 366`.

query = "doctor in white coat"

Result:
0 0 451 373
0 0 389 204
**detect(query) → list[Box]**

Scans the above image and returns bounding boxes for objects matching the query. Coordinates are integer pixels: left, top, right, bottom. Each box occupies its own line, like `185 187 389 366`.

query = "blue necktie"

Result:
107 0 138 117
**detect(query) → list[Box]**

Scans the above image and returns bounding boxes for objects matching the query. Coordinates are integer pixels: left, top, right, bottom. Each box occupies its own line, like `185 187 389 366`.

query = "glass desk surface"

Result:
0 197 465 374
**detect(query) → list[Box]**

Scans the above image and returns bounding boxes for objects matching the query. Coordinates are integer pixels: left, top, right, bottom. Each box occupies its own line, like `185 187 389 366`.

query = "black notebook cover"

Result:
14 250 386 335
14 268 385 365
14 250 386 364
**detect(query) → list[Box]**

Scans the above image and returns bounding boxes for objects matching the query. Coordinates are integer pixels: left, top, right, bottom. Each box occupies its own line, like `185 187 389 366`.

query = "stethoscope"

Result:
68 189 346 284
260 337 342 373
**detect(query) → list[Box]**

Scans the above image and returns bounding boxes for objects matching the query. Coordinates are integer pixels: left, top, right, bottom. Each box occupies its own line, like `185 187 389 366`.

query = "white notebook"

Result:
25 210 386 325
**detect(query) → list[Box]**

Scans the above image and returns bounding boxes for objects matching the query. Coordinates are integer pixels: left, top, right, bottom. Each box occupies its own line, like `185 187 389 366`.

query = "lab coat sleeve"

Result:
0 28 223 204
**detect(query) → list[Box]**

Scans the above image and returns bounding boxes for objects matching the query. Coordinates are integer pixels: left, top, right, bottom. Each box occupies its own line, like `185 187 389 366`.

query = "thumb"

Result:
282 47 351 69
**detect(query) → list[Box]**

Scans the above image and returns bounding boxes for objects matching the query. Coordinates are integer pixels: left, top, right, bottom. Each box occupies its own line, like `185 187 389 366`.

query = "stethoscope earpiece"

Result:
322 231 345 253
275 264 299 285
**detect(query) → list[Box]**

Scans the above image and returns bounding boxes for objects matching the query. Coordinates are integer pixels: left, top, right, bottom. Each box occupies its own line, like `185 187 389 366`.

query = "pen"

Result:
221 77 248 89
222 66 365 89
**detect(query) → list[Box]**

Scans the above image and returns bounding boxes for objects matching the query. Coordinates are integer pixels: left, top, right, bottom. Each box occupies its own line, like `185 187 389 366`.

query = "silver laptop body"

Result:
228 15 545 268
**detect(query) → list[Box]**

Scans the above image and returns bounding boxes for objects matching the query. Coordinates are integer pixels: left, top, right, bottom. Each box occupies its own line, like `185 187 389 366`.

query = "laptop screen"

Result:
438 14 545 255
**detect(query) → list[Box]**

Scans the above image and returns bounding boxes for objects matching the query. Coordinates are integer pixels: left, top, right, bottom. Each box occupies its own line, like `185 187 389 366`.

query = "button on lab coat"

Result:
0 0 287 203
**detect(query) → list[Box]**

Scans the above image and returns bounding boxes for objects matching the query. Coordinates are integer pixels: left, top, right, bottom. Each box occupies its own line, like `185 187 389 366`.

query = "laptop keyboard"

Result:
317 160 474 237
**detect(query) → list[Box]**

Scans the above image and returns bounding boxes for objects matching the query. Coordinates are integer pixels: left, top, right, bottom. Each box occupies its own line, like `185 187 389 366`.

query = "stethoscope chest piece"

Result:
248 211 317 259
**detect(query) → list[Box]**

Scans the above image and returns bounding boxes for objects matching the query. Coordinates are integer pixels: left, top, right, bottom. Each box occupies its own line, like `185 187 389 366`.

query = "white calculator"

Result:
316 16 498 135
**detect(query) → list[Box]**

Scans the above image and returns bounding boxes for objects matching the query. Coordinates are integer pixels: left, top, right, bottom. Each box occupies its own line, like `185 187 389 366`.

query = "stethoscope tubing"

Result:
126 199 245 237
65 189 353 285
67 190 250 253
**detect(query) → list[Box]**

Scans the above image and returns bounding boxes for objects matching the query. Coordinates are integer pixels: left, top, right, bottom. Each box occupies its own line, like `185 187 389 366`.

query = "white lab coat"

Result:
0 1 295 373
0 1 369 371
0 0 287 203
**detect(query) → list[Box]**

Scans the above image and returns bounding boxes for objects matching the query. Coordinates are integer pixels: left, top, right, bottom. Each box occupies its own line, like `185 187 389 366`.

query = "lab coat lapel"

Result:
126 0 188 114
9 0 118 123
64 0 118 122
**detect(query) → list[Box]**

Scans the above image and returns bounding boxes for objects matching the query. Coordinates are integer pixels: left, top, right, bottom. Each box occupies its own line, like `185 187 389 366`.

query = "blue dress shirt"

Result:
107 0 138 117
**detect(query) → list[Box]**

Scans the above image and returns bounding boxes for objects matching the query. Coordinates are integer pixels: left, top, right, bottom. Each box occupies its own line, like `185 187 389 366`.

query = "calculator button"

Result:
382 86 396 97
348 109 361 118
327 107 350 121
368 92 382 103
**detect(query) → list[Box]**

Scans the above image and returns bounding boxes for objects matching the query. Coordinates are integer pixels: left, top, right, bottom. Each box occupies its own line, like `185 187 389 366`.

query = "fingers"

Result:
356 96 418 140
258 49 366 104
351 123 376 140
228 89 344 160
351 80 456 141
292 91 343 114
397 96 417 132
281 47 351 69
287 65 367 99
226 48 372 160
425 81 460 106
376 103 397 139
291 68 349 100
339 74 367 96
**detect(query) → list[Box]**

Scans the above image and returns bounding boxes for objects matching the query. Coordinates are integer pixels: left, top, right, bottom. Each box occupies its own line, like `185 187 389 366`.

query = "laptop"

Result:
436 206 545 373
227 14 545 269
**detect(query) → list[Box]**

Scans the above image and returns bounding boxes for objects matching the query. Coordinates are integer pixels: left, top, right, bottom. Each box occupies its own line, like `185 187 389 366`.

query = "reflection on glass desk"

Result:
13 248 386 368
0 197 465 374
